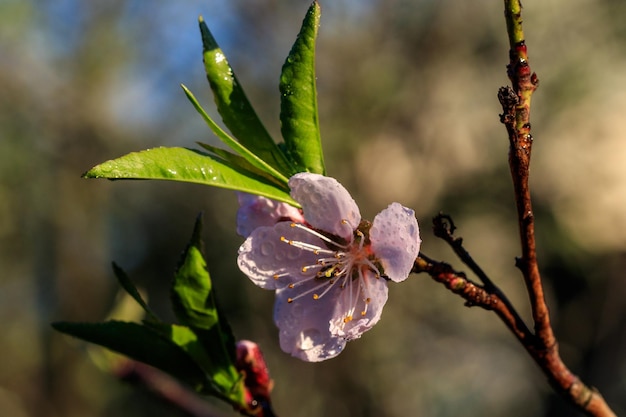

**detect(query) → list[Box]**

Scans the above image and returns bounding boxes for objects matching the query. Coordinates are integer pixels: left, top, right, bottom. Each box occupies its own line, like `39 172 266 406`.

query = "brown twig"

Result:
500 0 546 347
116 360 224 417
413 255 532 344
495 1 615 415
413 253 616 417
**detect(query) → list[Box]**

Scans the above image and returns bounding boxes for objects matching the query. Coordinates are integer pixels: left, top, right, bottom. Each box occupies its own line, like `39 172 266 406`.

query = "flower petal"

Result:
236 193 304 238
238 222 322 290
370 202 420 282
329 271 389 340
289 173 360 239
274 287 346 362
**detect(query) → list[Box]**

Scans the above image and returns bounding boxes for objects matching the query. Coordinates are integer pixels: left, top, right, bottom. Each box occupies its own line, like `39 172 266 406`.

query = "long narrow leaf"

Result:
199 18 295 176
83 147 296 205
279 1 325 174
182 85 289 185
196 142 286 187
144 322 244 401
112 262 159 322
52 321 208 391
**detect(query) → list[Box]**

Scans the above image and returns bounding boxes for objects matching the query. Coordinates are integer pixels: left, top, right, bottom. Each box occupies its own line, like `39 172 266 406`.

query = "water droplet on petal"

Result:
299 328 321 350
260 241 274 256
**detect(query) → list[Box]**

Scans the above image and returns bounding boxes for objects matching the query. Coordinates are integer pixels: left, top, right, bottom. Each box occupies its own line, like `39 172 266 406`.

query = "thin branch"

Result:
496 1 616 415
433 213 497 291
501 0 547 343
432 213 531 337
413 254 531 343
413 254 616 417
116 361 224 417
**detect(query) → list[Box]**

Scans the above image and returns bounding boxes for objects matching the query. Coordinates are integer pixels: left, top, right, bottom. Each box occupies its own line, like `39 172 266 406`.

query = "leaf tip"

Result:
82 168 99 179
191 212 204 247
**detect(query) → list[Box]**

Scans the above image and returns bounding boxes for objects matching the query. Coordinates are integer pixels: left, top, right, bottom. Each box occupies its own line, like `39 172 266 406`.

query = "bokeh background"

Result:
1 0 625 416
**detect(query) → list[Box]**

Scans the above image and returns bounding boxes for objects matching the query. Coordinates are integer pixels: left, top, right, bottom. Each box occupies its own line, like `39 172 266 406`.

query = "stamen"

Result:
361 258 382 278
315 277 341 300
290 223 349 249
280 236 336 256
272 272 290 280
346 272 355 320
355 230 365 250
340 219 357 241
281 221 384 328
361 298 371 316
286 280 333 303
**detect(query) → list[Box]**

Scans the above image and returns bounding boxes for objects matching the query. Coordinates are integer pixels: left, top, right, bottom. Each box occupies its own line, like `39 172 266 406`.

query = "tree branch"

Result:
501 0 545 343
489 2 616 414
412 254 532 344
413 252 616 416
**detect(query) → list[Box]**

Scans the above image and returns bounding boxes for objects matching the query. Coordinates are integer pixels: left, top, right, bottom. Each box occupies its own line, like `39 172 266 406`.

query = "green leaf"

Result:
83 147 297 205
111 262 159 322
145 322 244 401
182 85 289 186
196 142 260 175
199 17 295 176
52 321 208 391
171 215 217 330
169 215 244 401
279 1 325 174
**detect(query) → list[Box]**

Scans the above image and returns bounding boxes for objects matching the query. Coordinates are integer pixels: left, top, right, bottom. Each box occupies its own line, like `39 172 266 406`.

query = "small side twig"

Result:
433 213 496 291
412 254 532 347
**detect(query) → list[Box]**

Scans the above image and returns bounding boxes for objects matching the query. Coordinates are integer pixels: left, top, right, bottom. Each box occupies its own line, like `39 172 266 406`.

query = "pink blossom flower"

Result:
236 193 305 238
237 173 420 361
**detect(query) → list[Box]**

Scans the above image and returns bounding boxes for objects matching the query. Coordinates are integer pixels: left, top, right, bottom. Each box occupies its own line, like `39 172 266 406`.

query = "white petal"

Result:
237 222 322 290
274 287 346 362
236 193 304 237
289 173 360 239
370 202 421 282
330 271 389 340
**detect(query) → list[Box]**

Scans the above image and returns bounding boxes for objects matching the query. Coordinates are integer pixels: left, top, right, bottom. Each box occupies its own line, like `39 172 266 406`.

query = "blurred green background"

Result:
1 0 625 416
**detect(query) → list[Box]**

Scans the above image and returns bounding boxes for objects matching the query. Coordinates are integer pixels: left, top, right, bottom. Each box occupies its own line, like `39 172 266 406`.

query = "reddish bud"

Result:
235 340 275 415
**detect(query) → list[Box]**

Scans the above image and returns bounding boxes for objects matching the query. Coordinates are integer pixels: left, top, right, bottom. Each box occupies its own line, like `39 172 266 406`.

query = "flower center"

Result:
276 221 382 324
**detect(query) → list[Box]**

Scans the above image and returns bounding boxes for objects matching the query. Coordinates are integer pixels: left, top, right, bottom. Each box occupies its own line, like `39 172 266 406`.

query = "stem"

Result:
413 255 616 417
413 255 532 343
499 1 615 415
116 361 222 417
502 0 544 340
